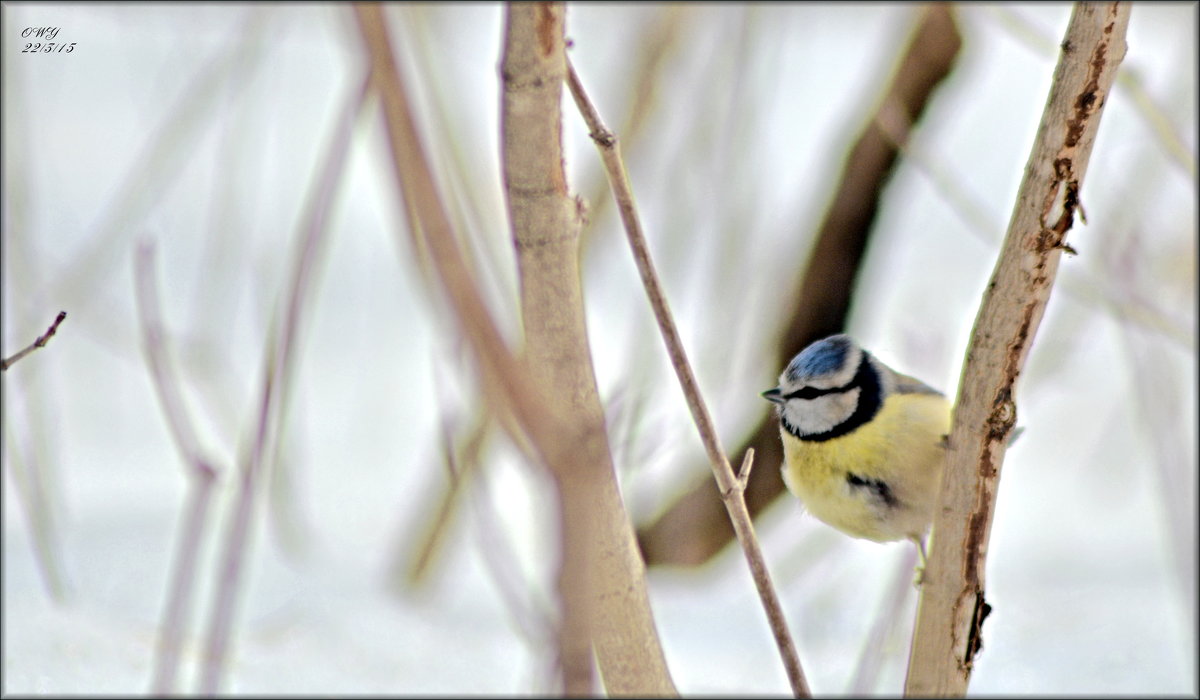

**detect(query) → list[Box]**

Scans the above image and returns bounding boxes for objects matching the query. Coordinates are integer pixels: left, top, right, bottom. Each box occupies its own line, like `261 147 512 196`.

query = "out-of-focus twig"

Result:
636 3 963 568
578 4 688 254
195 68 370 695
461 416 558 650
261 70 373 561
872 100 1195 352
391 4 520 331
394 402 491 589
1 312 66 372
985 5 1196 180
567 58 811 698
1 391 69 601
134 242 221 696
353 3 660 695
51 9 272 320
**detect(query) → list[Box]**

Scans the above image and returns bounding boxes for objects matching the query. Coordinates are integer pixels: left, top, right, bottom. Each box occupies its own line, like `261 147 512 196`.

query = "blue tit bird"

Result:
761 334 951 566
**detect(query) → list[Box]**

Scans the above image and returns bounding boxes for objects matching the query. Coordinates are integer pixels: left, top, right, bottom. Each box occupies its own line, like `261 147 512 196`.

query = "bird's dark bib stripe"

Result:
780 352 882 442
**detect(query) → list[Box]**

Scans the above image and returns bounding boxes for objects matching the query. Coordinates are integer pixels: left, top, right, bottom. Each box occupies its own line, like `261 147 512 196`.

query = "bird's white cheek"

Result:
784 389 860 436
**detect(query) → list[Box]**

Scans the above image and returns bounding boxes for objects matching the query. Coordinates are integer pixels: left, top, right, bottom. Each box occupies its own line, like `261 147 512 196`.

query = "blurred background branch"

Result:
637 4 964 568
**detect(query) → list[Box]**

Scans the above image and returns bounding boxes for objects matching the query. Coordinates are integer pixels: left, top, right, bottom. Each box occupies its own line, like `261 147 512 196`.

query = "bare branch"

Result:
195 69 370 695
502 4 677 695
502 5 597 692
134 242 220 695
736 447 756 493
567 59 811 698
1 312 67 372
905 4 1132 694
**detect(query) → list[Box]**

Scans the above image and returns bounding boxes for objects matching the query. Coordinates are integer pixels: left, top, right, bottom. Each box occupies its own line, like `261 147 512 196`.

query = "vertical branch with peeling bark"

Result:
501 4 677 695
905 3 1131 695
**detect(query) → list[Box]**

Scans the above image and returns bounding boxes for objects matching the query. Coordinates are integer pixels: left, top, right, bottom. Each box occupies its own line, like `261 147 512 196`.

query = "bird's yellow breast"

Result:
780 391 951 543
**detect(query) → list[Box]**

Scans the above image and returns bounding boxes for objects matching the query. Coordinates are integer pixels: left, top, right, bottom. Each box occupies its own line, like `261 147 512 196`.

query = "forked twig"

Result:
736 447 756 493
1 312 67 372
566 59 811 698
134 242 220 695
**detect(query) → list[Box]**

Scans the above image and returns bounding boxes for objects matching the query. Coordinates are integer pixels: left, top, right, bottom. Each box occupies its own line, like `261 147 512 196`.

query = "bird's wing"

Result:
891 371 943 397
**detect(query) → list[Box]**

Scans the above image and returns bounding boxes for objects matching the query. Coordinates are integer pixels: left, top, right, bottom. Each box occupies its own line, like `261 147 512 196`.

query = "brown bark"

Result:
502 4 677 695
905 3 1131 694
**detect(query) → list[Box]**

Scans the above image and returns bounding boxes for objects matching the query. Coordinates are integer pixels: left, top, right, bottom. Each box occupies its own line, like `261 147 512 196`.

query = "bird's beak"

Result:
761 387 784 404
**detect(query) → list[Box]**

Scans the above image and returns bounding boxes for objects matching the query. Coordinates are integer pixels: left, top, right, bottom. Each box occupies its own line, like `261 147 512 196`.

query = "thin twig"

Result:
578 4 687 254
566 59 812 698
395 396 489 589
736 447 756 493
1 312 66 372
196 69 369 695
2 48 70 605
50 9 273 321
134 242 220 695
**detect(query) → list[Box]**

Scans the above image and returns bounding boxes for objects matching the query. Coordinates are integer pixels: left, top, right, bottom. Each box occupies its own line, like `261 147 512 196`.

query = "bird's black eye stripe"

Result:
783 384 845 401
780 352 883 442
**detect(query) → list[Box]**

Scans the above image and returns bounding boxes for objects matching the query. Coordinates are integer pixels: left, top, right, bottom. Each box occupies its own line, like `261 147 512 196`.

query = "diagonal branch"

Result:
567 59 811 698
1 312 67 371
195 67 370 695
904 4 1132 694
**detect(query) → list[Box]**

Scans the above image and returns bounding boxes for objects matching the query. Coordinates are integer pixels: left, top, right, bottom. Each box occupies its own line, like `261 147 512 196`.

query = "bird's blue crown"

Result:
785 335 854 383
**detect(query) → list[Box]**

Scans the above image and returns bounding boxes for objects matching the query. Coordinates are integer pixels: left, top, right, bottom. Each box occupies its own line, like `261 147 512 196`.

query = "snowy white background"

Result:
2 3 1196 695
